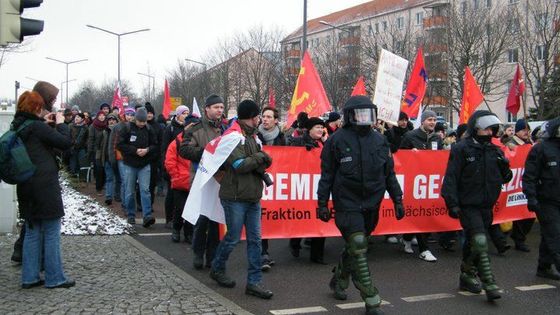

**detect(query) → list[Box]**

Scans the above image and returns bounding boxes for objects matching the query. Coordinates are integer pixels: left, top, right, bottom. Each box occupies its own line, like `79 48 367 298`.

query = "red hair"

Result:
17 91 45 114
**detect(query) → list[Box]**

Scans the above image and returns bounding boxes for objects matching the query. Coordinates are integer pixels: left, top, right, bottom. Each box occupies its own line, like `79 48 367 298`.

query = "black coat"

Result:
117 122 159 168
400 127 443 150
386 122 413 153
522 118 560 206
161 118 184 160
317 127 402 212
442 137 512 210
13 112 72 220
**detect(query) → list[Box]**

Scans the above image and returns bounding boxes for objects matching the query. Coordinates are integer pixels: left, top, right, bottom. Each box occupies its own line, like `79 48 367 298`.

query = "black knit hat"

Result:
205 94 224 107
99 102 110 111
237 99 260 119
399 111 409 121
144 103 155 115
305 117 326 130
326 112 341 123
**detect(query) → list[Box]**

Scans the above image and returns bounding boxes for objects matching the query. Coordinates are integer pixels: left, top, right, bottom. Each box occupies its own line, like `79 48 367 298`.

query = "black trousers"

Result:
94 159 105 192
403 233 429 252
192 215 219 262
165 180 174 223
334 208 380 241
511 218 535 245
289 237 325 260
172 189 192 236
459 207 493 262
535 203 560 267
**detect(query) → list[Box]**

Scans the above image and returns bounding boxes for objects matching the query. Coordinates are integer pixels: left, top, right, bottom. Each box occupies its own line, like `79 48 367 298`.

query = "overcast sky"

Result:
0 0 369 102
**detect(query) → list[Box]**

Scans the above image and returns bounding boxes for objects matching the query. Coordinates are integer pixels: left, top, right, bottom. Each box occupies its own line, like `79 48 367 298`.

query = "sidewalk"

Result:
0 233 251 315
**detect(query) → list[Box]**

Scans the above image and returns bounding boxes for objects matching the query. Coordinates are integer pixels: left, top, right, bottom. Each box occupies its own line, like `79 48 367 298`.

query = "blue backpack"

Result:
0 120 36 184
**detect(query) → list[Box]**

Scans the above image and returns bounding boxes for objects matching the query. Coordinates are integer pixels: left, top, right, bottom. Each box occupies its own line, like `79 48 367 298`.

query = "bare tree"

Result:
514 0 560 119
69 79 136 113
0 41 31 71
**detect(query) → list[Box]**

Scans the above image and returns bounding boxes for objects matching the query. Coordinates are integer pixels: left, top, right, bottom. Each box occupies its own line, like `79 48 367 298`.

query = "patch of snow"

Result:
59 177 131 235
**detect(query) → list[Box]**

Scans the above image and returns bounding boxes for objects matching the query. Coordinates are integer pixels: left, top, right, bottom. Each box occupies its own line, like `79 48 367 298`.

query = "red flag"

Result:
268 87 276 108
111 83 123 116
351 76 366 96
287 51 332 126
459 67 484 124
506 64 526 115
401 47 427 119
162 79 171 119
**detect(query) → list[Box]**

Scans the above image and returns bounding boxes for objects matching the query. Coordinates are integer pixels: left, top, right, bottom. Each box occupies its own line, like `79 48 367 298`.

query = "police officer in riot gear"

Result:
442 110 513 301
522 117 560 280
317 95 404 315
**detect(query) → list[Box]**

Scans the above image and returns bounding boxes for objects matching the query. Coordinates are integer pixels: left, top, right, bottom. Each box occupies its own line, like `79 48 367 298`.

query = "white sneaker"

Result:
419 250 437 262
387 236 399 244
403 241 414 254
411 237 418 246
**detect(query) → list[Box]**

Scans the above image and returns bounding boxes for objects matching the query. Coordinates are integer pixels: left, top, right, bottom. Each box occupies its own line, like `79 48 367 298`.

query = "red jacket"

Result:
164 133 191 191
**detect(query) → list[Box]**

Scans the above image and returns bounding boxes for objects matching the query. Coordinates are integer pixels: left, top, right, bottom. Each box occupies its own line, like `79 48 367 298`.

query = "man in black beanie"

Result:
210 99 274 299
180 94 227 270
141 102 163 210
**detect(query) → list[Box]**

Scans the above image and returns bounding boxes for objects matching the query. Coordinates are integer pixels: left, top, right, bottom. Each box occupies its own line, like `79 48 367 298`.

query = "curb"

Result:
123 235 253 315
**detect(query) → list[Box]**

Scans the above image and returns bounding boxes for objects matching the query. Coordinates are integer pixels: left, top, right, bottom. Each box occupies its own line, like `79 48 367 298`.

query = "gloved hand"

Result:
497 155 513 182
527 200 540 213
448 206 461 219
317 200 331 222
394 201 405 220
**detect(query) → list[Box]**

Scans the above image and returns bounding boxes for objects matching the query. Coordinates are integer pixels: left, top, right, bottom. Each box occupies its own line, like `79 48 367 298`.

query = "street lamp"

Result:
319 20 352 34
184 58 207 70
138 72 155 101
86 25 150 84
60 79 76 108
45 57 88 104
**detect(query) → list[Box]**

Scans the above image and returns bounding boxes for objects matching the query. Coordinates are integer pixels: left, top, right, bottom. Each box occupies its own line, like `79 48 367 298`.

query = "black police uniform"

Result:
317 96 403 315
522 117 560 279
441 110 512 301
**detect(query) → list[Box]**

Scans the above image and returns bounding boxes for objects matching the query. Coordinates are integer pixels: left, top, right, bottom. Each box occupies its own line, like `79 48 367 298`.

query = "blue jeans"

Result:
104 161 115 200
212 200 262 285
69 149 86 175
22 218 68 287
122 163 152 219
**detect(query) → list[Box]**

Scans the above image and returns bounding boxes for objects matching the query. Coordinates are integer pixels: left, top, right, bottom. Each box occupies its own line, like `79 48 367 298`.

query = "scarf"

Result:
92 117 107 131
258 124 280 145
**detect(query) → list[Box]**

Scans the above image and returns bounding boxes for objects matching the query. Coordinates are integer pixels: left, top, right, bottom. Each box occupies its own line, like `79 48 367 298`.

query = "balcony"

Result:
423 16 449 29
339 36 360 47
425 96 448 106
285 49 300 58
428 72 448 81
425 44 448 55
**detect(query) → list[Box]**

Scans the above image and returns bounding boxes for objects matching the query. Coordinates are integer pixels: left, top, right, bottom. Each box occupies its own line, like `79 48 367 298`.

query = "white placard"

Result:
373 49 409 125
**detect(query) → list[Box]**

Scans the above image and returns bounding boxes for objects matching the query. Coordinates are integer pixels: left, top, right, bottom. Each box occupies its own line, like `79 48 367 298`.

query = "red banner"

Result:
257 145 534 239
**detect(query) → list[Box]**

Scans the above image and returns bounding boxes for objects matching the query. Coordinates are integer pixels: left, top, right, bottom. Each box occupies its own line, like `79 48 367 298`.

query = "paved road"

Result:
134 224 560 315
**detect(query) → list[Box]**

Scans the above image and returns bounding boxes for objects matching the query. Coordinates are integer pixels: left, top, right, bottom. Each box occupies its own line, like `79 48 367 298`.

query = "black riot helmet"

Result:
342 95 377 127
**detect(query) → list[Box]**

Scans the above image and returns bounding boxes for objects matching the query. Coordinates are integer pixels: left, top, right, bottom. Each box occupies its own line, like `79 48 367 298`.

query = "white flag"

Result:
192 97 201 118
373 49 409 125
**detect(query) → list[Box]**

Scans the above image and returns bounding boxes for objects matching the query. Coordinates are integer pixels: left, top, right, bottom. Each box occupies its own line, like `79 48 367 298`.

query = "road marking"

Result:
269 306 327 315
402 293 455 302
458 289 504 296
137 233 172 237
516 284 556 291
336 300 391 309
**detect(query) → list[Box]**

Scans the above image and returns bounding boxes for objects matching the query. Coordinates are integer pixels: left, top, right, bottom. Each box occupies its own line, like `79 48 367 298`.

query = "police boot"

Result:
472 234 501 301
459 262 482 293
537 263 560 280
329 251 350 300
347 233 383 314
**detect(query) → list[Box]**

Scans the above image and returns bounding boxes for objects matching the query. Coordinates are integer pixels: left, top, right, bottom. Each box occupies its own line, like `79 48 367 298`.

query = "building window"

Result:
507 48 519 63
368 25 374 36
461 1 467 15
536 44 547 61
375 23 379 33
509 0 519 4
473 0 479 10
535 13 551 30
507 111 517 123
508 18 520 33
382 21 388 31
486 0 492 7
397 17 405 29
416 12 424 25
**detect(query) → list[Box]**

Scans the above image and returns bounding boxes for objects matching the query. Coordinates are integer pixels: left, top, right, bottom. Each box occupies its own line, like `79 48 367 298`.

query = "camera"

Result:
261 172 274 187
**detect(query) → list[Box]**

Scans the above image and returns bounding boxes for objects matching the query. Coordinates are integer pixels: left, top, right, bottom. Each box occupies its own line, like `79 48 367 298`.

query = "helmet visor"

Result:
475 115 501 130
354 108 376 126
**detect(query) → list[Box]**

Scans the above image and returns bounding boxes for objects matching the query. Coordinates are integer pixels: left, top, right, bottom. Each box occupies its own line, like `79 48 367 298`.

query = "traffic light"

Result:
0 0 44 46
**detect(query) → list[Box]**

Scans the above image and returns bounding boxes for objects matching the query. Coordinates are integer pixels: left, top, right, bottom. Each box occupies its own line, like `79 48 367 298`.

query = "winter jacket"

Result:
161 118 184 161
442 111 513 210
13 112 72 220
257 126 287 146
117 122 159 168
87 123 105 160
69 123 88 151
317 126 403 212
164 132 192 191
522 118 560 206
400 127 443 150
219 122 268 203
289 132 323 150
108 122 125 166
179 115 226 182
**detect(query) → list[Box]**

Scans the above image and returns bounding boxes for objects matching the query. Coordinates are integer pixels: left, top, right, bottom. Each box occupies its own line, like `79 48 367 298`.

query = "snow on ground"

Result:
59 177 131 235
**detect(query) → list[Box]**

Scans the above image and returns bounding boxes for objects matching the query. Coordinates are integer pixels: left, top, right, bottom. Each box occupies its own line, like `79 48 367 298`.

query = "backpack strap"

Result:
14 120 34 134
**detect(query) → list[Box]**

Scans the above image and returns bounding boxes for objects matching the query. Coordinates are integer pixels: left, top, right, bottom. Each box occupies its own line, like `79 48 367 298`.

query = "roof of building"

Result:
281 0 438 43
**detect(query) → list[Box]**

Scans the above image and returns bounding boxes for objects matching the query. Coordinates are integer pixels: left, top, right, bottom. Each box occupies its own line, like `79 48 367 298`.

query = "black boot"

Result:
459 262 482 293
171 229 180 243
11 245 22 263
329 253 350 301
537 264 560 280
